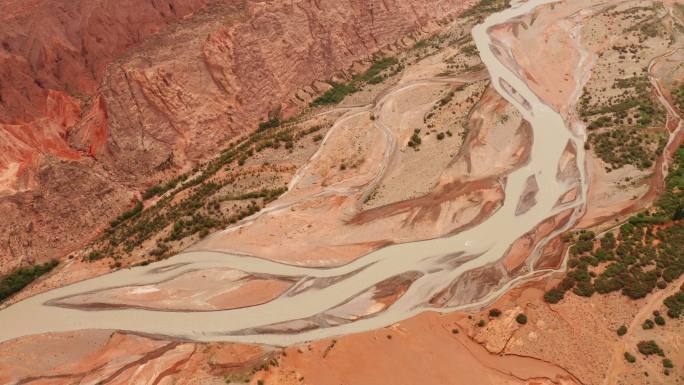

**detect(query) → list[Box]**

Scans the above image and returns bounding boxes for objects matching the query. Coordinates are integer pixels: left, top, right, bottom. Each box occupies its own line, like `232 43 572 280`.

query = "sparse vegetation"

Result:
588 127 666 170
110 201 143 229
87 105 333 264
544 143 684 303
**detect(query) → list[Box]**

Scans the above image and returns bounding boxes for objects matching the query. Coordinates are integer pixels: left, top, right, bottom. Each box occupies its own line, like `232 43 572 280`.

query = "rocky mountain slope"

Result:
0 0 475 273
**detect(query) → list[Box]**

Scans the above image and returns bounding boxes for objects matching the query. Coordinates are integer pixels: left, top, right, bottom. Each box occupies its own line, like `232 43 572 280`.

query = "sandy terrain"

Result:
194 52 531 267
51 269 295 312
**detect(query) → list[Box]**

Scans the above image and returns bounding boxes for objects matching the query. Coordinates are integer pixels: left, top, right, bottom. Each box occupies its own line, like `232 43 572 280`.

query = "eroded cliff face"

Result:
0 0 474 271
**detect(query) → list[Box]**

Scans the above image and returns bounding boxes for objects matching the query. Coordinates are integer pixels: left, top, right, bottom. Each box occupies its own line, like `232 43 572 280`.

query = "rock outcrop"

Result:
0 0 475 271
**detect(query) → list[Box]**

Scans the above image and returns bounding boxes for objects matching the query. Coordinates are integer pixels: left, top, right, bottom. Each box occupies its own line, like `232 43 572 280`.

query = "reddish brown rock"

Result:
0 0 476 271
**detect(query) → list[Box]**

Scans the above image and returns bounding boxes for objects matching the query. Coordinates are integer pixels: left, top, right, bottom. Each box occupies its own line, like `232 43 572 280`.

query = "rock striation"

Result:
0 0 475 271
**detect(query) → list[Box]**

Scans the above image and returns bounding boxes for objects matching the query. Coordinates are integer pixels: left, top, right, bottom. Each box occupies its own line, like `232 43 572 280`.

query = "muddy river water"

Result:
0 0 588 346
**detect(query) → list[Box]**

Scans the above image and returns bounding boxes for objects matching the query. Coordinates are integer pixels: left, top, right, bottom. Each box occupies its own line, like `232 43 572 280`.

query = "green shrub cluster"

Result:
581 75 667 170
142 175 185 200
642 319 654 329
408 129 422 148
545 143 684 304
588 127 666 170
461 0 511 18
664 285 684 318
516 313 527 325
312 57 399 106
617 325 628 336
110 201 143 229
637 340 664 356
0 260 58 302
312 82 359 106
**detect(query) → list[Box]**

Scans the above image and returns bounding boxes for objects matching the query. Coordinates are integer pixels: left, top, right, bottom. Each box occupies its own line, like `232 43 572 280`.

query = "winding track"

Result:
0 0 590 347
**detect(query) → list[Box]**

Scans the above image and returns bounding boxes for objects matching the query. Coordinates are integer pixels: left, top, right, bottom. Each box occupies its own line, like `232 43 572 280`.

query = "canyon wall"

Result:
0 0 475 272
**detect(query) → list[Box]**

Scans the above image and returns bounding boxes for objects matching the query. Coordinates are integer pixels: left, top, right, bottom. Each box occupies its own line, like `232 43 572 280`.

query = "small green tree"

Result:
516 313 528 325
642 319 654 330
617 325 628 336
624 352 636 363
544 288 565 304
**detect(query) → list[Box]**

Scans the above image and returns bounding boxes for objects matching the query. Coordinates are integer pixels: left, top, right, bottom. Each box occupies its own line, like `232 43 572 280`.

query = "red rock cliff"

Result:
0 0 474 271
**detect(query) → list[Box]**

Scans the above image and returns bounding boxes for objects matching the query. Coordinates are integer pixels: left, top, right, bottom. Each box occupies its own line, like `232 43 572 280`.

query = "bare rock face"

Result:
0 0 471 270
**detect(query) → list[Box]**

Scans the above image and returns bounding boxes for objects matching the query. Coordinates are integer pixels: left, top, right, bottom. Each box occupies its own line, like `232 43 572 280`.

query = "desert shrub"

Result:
488 308 501 318
642 319 654 330
142 184 165 200
257 116 281 132
573 281 596 297
654 315 665 326
637 340 664 356
110 201 143 228
664 290 684 318
624 352 637 363
600 232 617 249
86 251 103 261
357 57 398 83
312 57 398 106
617 325 628 336
516 313 528 325
544 288 565 304
312 82 358 106
461 0 511 18
408 130 422 148
663 358 674 369
573 240 594 255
